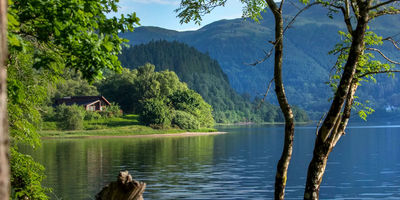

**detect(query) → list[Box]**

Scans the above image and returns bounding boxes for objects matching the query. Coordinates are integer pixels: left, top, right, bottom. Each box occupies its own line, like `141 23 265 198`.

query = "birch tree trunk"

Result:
0 0 9 199
304 1 371 199
265 1 296 199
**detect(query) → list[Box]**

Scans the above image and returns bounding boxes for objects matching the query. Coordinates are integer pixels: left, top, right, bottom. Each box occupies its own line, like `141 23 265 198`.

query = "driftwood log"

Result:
96 171 146 200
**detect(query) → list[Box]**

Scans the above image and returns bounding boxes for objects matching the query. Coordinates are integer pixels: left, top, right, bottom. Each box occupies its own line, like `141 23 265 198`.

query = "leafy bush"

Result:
11 148 49 200
40 106 56 121
169 90 214 128
84 110 102 121
172 111 200 129
140 98 171 128
54 104 85 130
99 103 122 118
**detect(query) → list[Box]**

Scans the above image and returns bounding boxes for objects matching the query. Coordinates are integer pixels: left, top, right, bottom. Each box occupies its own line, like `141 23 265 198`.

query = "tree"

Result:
169 89 214 128
304 1 400 199
140 98 172 128
176 0 312 199
0 0 10 199
3 0 140 199
98 64 215 129
97 68 138 113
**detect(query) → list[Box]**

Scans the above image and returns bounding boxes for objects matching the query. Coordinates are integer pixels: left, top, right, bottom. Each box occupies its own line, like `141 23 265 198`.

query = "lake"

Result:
25 124 400 199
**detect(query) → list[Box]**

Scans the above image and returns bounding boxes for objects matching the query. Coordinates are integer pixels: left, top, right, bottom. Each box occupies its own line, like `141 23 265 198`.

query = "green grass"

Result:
40 114 217 138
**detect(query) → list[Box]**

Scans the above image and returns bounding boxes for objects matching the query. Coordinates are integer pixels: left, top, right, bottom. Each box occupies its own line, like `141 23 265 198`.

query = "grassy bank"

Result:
40 114 217 138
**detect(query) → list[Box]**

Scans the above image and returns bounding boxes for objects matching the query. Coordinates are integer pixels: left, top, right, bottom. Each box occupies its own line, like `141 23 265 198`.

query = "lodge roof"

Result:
54 96 111 106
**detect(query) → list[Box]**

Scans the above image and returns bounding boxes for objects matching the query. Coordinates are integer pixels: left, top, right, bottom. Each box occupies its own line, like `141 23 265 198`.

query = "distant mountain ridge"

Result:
120 3 400 118
120 40 310 123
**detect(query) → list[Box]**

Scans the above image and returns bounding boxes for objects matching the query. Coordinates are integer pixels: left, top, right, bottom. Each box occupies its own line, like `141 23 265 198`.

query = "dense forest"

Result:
119 40 309 123
121 3 400 119
98 64 214 129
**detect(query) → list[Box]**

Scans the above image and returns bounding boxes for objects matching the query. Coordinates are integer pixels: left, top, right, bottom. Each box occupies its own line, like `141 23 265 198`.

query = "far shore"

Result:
215 121 313 126
41 131 226 140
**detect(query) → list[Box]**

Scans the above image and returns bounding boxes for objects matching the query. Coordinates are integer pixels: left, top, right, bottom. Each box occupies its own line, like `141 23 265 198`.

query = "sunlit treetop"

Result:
7 0 140 81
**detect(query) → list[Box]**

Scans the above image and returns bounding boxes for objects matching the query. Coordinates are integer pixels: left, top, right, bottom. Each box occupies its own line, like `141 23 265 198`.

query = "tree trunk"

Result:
0 0 9 199
304 1 371 199
265 1 296 199
303 137 332 200
96 171 146 200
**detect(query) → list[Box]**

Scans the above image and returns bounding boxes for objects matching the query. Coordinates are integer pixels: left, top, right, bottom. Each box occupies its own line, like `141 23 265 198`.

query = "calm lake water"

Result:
25 124 400 199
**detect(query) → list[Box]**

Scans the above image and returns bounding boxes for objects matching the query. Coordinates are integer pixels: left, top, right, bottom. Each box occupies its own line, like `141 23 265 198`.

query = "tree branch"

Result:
288 0 301 10
371 8 400 18
246 1 319 66
279 0 285 11
369 0 399 10
358 69 400 78
315 112 327 136
350 0 360 18
344 0 354 35
326 81 358 147
257 78 274 109
366 47 400 65
383 37 400 50
329 1 354 34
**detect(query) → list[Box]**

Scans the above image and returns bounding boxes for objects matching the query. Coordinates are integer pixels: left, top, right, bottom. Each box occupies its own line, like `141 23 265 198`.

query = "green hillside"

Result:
119 40 309 123
121 3 400 119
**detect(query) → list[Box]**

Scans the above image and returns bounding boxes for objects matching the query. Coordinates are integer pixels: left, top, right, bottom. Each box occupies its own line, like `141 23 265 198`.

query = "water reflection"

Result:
22 125 400 199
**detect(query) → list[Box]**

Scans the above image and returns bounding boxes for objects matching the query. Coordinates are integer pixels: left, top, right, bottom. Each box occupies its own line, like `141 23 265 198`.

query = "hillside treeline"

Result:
119 40 309 123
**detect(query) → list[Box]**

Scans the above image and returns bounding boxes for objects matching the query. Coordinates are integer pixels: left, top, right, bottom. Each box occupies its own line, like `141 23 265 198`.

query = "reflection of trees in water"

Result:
23 136 215 199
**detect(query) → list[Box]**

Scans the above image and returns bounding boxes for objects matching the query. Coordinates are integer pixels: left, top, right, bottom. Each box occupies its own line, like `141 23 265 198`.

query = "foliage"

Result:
7 0 139 197
40 106 56 122
139 98 172 128
96 68 138 113
120 40 310 123
328 30 395 120
7 45 50 147
175 0 272 24
171 111 200 129
292 106 310 122
98 64 216 128
53 104 122 130
169 89 214 127
99 103 122 118
10 148 49 200
84 110 102 121
8 0 140 81
104 103 121 117
7 44 53 199
51 71 100 100
54 104 85 130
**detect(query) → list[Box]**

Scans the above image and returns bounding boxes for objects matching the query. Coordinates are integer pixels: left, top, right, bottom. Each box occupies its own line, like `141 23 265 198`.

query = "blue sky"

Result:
110 0 244 31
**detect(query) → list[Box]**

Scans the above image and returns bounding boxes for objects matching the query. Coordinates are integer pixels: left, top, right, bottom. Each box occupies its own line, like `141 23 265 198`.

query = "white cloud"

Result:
129 0 179 5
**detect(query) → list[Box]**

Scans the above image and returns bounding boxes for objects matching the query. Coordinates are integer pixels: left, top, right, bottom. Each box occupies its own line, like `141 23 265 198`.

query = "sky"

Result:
109 0 244 31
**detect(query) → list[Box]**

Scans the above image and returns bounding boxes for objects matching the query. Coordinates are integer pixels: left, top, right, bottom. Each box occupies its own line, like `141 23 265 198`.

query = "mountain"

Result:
120 3 400 119
119 40 309 123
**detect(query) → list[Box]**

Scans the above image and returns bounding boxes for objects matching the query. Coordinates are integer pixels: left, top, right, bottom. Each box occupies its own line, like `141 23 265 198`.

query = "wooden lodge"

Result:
55 96 111 111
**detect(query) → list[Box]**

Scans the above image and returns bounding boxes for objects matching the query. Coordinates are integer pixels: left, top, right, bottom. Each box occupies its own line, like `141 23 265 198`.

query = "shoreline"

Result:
215 121 313 126
41 131 226 140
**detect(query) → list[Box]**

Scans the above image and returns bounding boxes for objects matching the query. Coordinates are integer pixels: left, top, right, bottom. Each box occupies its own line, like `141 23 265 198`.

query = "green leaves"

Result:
98 64 214 128
328 29 396 120
240 0 267 22
176 0 311 25
8 0 140 81
6 1 140 197
329 30 394 87
354 99 375 121
11 148 50 200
